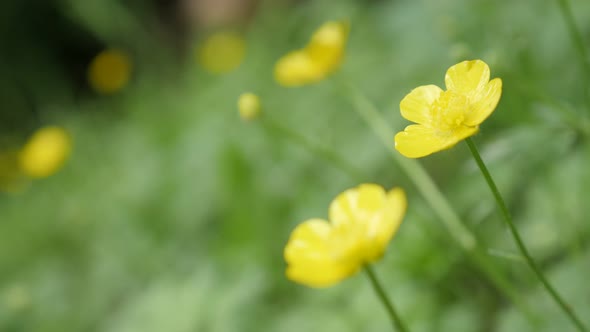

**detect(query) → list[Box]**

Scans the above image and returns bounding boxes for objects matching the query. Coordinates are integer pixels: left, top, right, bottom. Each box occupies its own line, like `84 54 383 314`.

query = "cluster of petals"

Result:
284 184 407 287
394 60 502 158
274 20 349 87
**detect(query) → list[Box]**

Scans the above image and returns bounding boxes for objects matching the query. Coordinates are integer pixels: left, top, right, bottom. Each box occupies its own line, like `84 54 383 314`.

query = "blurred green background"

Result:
1 0 590 331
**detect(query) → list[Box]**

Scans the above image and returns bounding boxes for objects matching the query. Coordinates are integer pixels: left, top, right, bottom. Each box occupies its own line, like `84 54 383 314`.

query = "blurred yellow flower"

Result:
198 31 246 74
19 126 72 178
87 49 132 94
284 184 407 288
237 92 261 120
394 60 502 158
274 20 349 87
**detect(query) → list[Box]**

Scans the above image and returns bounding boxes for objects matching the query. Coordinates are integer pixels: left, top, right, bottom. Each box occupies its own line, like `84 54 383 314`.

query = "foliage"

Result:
1 0 590 331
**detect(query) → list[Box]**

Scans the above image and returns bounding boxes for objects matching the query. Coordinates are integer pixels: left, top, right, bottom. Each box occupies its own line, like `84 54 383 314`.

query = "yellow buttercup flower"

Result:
274 20 349 87
198 31 246 74
237 92 261 121
88 49 132 94
394 60 502 158
19 126 72 178
284 184 407 288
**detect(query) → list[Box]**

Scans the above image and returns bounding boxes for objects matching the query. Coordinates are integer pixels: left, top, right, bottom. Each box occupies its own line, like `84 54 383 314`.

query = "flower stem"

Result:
346 85 476 248
465 137 588 332
344 85 538 323
556 0 590 106
363 265 409 332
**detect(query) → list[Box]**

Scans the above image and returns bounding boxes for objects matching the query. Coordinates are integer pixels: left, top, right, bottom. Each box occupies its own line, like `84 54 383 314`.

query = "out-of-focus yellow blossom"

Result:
394 60 502 158
284 184 407 288
19 126 72 178
87 49 132 94
237 92 261 120
198 31 246 74
274 20 349 87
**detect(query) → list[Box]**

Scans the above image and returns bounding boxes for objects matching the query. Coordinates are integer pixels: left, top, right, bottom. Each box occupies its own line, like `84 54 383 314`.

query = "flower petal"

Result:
329 183 386 229
286 261 358 288
451 125 480 146
444 60 490 95
306 21 349 72
309 21 350 50
394 125 449 158
274 50 324 87
382 187 407 241
394 124 478 158
364 187 407 261
356 183 387 214
465 78 502 126
400 85 443 125
284 218 359 287
274 21 349 87
284 218 332 264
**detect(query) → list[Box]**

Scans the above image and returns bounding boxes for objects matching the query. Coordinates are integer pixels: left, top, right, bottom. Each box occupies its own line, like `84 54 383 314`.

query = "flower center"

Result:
431 91 469 132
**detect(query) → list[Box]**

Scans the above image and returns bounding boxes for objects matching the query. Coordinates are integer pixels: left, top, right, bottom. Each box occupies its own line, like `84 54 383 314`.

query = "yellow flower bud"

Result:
87 49 132 94
198 31 246 74
19 126 72 178
237 93 261 121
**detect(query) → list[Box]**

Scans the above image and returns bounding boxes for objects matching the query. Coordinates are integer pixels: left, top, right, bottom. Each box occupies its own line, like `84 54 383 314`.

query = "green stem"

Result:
345 86 538 323
261 117 364 181
261 84 535 323
346 86 476 248
364 265 409 332
557 0 590 105
465 137 588 332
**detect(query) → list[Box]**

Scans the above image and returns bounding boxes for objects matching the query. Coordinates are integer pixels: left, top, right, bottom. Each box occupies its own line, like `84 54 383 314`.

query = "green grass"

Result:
1 0 590 331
